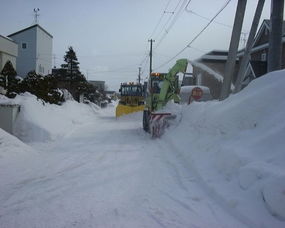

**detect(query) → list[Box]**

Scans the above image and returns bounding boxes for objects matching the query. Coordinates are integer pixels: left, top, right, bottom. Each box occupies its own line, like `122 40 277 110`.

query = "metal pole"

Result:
148 39 155 75
148 39 155 111
138 67 141 84
234 0 265 93
267 0 284 72
220 0 247 100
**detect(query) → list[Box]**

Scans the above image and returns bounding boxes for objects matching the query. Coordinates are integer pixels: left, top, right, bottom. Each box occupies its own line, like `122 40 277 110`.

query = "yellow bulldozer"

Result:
115 82 145 117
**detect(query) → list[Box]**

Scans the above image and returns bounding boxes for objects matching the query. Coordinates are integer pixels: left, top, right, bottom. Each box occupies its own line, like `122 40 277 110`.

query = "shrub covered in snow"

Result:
20 71 64 105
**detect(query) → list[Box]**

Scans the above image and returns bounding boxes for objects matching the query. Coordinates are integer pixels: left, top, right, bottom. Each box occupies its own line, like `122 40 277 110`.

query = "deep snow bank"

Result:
165 70 285 224
0 128 41 202
0 93 100 142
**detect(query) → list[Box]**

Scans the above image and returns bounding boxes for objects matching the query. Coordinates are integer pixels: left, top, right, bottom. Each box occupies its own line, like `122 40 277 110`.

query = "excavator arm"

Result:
156 59 188 110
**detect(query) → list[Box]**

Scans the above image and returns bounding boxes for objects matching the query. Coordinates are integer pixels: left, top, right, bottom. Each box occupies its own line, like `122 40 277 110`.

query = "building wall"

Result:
255 27 270 47
251 43 285 69
192 60 239 99
193 67 222 99
9 27 37 77
192 61 225 99
0 36 18 71
36 27 52 75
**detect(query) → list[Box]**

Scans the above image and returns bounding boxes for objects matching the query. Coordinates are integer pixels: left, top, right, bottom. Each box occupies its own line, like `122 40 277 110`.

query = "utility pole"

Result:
148 39 155 75
267 0 284 72
234 0 265 93
138 67 141 84
148 39 155 111
220 0 247 100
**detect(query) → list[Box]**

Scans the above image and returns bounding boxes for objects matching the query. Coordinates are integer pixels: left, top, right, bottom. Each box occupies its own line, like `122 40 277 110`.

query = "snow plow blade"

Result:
149 112 176 138
116 104 145 118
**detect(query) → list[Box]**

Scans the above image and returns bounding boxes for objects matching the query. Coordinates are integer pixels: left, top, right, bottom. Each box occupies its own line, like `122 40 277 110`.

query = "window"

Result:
261 53 267 62
22 43 27 49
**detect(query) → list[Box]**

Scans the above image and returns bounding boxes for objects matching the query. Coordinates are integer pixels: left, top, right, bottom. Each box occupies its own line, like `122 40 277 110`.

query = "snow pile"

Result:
0 128 41 202
0 70 284 227
0 93 99 142
165 69 285 224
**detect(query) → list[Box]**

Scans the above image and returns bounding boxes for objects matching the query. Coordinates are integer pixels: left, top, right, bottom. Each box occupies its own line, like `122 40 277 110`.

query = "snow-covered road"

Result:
1 106 248 228
2 70 285 227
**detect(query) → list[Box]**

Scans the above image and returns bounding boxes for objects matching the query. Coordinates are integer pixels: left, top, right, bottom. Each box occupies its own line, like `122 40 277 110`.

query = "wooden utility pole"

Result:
220 0 247 100
138 67 141 84
267 0 284 72
148 39 155 111
234 0 265 93
148 39 155 75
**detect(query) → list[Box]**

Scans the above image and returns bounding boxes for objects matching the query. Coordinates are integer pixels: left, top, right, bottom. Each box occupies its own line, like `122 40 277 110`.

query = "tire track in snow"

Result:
161 135 260 228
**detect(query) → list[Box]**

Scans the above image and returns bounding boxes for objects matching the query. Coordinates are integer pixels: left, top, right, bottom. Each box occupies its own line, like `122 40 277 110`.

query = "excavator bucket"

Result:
116 104 144 118
149 112 175 138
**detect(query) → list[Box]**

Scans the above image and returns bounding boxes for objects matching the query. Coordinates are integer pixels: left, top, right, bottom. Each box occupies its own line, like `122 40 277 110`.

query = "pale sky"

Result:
1 0 273 90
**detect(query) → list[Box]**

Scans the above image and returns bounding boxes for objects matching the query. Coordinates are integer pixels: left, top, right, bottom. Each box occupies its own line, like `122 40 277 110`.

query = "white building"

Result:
0 35 18 72
8 24 53 77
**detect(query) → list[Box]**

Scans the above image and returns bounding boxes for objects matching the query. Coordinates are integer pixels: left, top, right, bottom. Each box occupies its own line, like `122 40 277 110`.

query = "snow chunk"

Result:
262 176 285 220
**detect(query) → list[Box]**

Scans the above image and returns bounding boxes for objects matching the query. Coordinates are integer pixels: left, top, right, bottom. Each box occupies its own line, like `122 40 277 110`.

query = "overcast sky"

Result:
1 0 274 90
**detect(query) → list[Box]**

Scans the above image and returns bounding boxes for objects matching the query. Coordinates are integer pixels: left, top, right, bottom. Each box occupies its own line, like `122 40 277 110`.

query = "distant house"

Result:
88 80 105 92
8 24 53 77
191 19 285 98
191 50 239 99
238 19 285 86
0 35 18 72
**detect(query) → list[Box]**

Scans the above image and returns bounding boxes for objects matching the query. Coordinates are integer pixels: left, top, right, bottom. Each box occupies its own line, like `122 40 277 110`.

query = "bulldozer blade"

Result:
116 104 145 118
149 112 175 138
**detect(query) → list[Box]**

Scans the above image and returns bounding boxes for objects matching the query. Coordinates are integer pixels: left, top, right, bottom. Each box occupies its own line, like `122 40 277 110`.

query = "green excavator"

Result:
143 59 189 137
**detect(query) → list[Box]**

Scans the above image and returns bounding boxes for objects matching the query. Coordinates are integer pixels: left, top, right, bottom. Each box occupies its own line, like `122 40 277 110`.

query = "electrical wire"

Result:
154 0 232 70
154 0 187 49
149 0 172 39
186 9 248 33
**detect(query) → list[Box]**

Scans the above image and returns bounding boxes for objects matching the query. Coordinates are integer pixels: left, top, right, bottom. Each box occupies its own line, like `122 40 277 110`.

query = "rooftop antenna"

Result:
33 8 40 24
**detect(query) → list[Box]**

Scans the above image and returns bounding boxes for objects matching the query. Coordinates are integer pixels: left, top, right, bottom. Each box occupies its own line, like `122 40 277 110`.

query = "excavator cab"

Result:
115 83 145 117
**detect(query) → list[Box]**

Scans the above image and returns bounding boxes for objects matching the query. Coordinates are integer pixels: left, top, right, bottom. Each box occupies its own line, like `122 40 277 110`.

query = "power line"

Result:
154 0 232 70
186 9 248 33
136 0 172 79
154 0 187 49
138 0 185 79
149 0 172 38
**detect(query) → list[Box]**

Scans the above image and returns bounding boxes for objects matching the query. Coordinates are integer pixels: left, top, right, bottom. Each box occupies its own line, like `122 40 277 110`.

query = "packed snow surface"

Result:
0 70 285 227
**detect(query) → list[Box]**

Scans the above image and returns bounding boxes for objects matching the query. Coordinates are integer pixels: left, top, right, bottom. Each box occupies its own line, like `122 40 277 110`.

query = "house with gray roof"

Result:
8 24 53 77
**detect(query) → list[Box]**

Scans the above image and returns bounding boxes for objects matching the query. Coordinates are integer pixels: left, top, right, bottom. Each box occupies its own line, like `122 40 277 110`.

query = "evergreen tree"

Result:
20 71 64 105
59 46 94 102
0 60 20 98
61 46 80 77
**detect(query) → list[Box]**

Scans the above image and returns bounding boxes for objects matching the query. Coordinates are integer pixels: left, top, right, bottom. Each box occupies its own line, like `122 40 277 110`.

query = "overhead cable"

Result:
154 0 232 70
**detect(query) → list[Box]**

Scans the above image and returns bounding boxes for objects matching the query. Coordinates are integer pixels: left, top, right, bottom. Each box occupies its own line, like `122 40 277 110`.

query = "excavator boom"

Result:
143 59 189 137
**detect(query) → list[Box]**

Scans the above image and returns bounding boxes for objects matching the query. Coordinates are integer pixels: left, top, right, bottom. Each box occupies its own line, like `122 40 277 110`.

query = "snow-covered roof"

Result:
8 24 53 38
